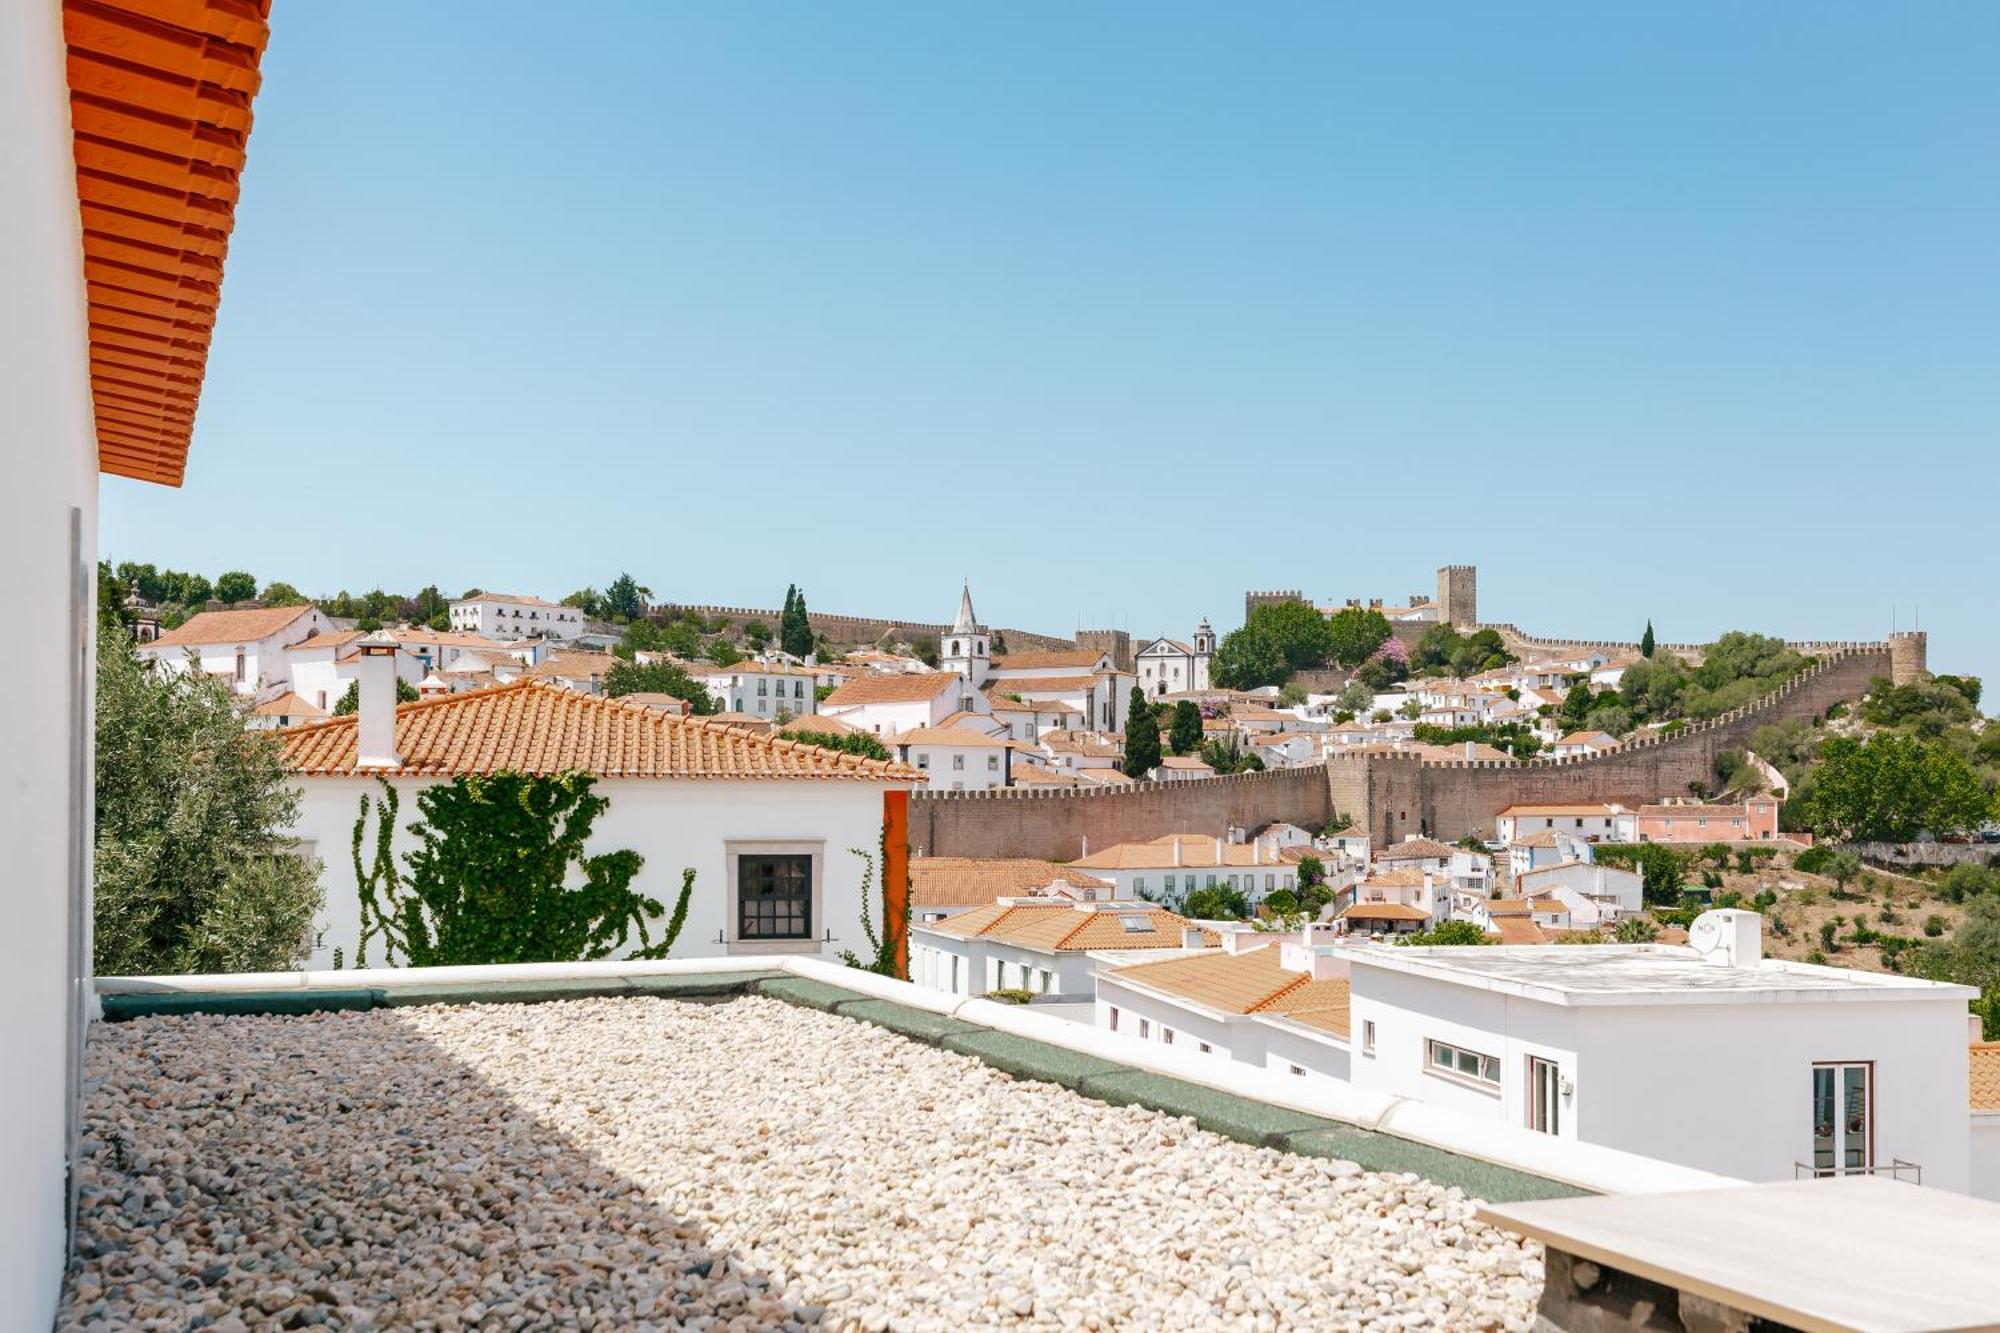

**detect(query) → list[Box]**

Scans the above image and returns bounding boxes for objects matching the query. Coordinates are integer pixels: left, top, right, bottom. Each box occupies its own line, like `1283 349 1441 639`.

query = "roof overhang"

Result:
66 0 273 487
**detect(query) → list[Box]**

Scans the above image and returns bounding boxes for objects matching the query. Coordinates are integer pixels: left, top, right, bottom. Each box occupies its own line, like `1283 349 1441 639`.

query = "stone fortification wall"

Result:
910 766 1333 862
1330 645 1895 844
653 603 1074 653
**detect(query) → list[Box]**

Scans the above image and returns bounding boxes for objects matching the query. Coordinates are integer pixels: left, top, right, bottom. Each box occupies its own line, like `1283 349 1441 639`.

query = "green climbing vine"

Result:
347 770 695 967
839 824 909 978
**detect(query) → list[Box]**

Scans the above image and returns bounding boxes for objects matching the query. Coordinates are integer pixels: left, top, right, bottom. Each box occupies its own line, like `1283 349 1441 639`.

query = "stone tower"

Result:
1436 565 1477 629
1244 589 1305 624
1889 631 1928 686
1075 628 1133 672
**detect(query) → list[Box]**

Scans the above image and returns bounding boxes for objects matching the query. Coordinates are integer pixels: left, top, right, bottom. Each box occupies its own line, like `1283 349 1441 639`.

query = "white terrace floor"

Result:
60 995 1542 1332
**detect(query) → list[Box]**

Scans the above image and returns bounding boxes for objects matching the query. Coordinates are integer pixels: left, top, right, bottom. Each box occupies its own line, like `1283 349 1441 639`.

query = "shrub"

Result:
1261 888 1300 916
1401 920 1491 947
1819 921 1839 952
1614 917 1659 944
987 988 1035 1005
1925 915 1948 937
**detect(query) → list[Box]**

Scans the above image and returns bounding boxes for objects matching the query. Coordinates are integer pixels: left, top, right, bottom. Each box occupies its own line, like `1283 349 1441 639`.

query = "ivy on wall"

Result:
349 770 695 967
839 832 908 978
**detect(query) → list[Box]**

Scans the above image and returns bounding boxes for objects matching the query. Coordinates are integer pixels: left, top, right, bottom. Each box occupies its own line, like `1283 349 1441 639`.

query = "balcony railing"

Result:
1794 1159 1921 1185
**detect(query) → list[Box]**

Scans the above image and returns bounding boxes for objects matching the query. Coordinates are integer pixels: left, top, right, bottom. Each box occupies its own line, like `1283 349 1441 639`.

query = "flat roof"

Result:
1479 1177 2000 1333
1346 945 1977 1008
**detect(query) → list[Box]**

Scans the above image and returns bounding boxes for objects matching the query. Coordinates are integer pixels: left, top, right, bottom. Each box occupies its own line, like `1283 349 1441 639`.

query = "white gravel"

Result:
62 994 1542 1331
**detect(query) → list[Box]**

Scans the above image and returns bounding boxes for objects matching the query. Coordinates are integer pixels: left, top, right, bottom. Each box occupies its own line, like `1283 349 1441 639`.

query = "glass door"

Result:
1811 1063 1872 1176
1527 1056 1561 1135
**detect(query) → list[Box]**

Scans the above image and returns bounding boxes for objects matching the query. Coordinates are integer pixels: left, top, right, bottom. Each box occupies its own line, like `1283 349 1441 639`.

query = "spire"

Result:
952 580 978 635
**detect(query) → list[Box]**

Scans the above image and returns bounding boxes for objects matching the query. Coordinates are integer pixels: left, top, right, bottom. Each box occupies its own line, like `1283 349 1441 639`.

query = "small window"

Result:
1427 1039 1500 1088
1162 1028 1174 1046
1199 1042 1212 1054
987 754 998 771
952 754 965 771
738 854 811 940
1138 1019 1150 1039
1289 1064 1306 1077
1362 1020 1376 1055
1163 874 1176 892
1107 1006 1119 1032
1133 876 1147 895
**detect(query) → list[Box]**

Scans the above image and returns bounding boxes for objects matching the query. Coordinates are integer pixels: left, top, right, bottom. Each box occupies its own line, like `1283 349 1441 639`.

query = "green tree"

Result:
604 572 649 621
93 620 322 975
784 728 892 762
1561 681 1595 725
1335 679 1375 717
351 772 692 967
1614 916 1660 943
1326 606 1392 668
1800 734 1990 841
1823 850 1863 893
1402 920 1491 946
1123 687 1162 777
259 581 309 607
1168 699 1204 755
1595 843 1692 906
332 677 419 714
1640 621 1656 659
602 659 720 713
1212 601 1336 689
214 570 257 604
1910 898 2000 1038
780 584 814 658
1184 884 1252 920
563 587 603 618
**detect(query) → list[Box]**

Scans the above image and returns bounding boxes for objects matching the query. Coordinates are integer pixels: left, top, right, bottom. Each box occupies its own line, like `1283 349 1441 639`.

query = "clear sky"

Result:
104 3 2000 680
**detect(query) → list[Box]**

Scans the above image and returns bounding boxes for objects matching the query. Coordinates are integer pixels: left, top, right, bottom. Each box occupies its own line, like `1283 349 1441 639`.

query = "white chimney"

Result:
1173 838 1183 867
1215 839 1223 866
1181 925 1206 950
1080 835 1089 858
355 630 403 770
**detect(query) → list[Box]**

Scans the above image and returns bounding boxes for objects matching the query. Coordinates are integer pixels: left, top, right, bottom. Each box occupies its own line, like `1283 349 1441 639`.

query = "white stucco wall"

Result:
1350 965 1975 1190
3 3 97 1319
296 776 894 970
1972 1116 2000 1202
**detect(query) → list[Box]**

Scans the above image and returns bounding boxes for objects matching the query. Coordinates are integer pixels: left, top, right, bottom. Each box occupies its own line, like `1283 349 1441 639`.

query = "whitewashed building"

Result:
1070 834 1304 905
1495 804 1635 844
706 660 820 718
1135 620 1216 697
139 604 337 700
820 670 985 737
912 898 1206 1000
889 726 1013 790
448 592 585 640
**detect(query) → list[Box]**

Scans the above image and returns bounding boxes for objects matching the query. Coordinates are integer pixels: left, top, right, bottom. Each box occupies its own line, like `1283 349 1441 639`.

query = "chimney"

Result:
1174 838 1183 867
1080 835 1089 858
1181 925 1206 950
355 630 402 769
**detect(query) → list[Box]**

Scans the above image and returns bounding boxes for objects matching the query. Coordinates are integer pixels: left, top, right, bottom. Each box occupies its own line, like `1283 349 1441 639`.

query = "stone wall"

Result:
652 603 1074 653
1849 840 1999 872
910 766 1334 862
1332 645 1894 842
1076 629 1134 672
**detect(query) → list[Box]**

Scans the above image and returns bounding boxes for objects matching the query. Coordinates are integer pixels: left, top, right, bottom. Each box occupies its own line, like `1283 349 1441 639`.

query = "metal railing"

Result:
1794 1159 1921 1185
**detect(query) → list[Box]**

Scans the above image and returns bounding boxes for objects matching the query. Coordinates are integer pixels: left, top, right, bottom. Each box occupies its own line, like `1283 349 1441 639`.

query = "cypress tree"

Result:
1123 687 1162 778
1169 699 1203 755
1640 620 1656 659
780 584 813 658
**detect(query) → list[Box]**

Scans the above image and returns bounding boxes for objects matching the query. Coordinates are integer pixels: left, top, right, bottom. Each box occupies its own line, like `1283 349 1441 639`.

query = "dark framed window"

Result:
738 854 812 940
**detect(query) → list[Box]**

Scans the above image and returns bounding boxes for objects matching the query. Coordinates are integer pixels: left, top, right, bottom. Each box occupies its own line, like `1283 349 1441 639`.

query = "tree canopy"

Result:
1168 699 1204 755
1122 687 1162 777
780 585 814 658
1326 606 1393 668
603 572 648 622
1212 601 1335 689
93 620 322 975
603 659 720 713
1796 733 1991 842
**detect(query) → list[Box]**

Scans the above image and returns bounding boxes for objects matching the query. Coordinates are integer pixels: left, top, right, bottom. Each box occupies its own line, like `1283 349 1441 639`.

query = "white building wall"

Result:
1351 966 1975 1190
1972 1116 2000 1202
1259 1022 1353 1082
3 4 99 1318
905 743 1007 791
298 777 891 970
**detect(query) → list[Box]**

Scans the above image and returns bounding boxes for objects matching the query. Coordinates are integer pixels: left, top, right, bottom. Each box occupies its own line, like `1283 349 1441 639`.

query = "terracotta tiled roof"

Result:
1971 1044 2000 1112
1514 830 1564 848
1157 757 1213 771
1376 837 1458 862
927 901 1204 952
983 675 1106 694
1339 902 1431 921
1557 731 1619 748
1011 766 1082 787
253 690 324 718
1636 803 1755 818
778 714 856 737
1499 803 1624 817
720 660 824 679
1111 948 1351 1032
146 605 316 648
992 650 1106 671
909 858 1114 909
66 0 275 487
1072 836 1294 871
1492 917 1549 945
278 681 918 782
523 651 614 681
985 691 1083 715
890 727 1012 748
822 673 960 706
283 630 365 652
1076 769 1135 787
456 592 567 609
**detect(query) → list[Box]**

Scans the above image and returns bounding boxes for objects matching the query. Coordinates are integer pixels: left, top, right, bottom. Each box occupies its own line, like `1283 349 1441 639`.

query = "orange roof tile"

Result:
1111 948 1351 1032
1972 1044 2000 1113
1493 918 1549 945
927 901 1202 951
67 0 274 487
991 650 1107 671
278 681 918 782
1377 837 1458 861
909 858 1114 909
985 674 1104 694
822 673 961 706
890 727 1012 748
147 604 315 648
253 690 324 717
1340 902 1431 921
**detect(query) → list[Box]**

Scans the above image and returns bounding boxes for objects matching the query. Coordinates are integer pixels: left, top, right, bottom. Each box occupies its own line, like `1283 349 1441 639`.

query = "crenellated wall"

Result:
1331 644 1895 842
910 766 1334 862
652 603 1075 653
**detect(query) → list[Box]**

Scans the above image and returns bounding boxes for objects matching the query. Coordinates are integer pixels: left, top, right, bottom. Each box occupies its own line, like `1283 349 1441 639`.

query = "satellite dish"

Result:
1687 910 1726 958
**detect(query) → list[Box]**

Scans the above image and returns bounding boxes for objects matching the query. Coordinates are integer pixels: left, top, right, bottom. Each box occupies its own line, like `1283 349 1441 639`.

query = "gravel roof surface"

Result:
61 995 1543 1331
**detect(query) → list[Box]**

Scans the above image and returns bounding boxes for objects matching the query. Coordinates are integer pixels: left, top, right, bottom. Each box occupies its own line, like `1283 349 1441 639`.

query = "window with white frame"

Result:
1426 1038 1500 1088
952 754 965 771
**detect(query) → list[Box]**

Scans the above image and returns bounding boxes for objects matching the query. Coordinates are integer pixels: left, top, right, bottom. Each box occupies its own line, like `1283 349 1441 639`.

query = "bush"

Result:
1614 917 1659 944
1261 888 1300 916
1401 920 1491 947
1819 921 1840 952
1925 915 1948 937
1184 885 1252 921
1793 845 1834 875
987 988 1035 1005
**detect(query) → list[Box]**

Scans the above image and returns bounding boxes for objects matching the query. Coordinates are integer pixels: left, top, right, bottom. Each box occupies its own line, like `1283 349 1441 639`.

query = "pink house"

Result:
1635 796 1781 843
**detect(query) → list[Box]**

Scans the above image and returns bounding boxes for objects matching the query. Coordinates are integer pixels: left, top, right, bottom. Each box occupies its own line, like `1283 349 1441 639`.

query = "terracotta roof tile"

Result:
278 681 918 782
928 901 1201 951
1339 902 1431 921
991 650 1106 670
1376 837 1458 862
1112 948 1350 1032
148 605 316 648
909 858 1114 909
822 673 961 706
253 690 324 718
1972 1044 2000 1112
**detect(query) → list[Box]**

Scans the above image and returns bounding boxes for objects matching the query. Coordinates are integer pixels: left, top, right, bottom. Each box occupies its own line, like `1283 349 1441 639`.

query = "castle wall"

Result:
652 603 1074 652
910 766 1333 862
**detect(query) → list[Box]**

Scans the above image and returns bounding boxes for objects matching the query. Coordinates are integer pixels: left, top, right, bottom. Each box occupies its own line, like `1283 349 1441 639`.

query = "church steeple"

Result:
943 581 990 686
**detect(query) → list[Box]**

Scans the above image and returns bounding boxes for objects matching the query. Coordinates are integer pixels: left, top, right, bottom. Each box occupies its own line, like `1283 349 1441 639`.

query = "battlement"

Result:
652 602 1075 652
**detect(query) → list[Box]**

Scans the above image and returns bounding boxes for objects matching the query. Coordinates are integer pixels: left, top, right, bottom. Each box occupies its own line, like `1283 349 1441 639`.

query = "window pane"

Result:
1843 1065 1868 1171
739 854 812 940
1813 1067 1836 1172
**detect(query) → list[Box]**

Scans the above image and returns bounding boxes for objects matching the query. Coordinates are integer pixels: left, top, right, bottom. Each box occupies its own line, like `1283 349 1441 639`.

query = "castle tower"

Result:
1889 631 1928 686
1075 628 1133 672
1191 616 1215 691
942 581 990 687
1244 588 1305 625
1436 565 1477 629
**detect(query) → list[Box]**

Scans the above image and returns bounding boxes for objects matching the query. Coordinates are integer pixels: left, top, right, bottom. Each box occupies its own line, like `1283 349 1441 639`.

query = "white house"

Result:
1094 929 1352 1076
820 670 985 736
1515 860 1644 925
1135 620 1216 697
283 629 428 714
705 660 820 719
988 647 1116 684
1345 913 1980 1190
889 726 1013 791
278 659 918 971
911 898 1207 1000
448 591 585 640
1070 834 1302 905
1495 804 1635 844
1152 756 1216 782
1551 730 1620 759
983 692 1089 741
139 604 337 699
249 691 329 731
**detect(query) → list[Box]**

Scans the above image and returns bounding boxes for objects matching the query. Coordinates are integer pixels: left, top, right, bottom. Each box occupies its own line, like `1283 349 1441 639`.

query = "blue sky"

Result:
104 3 2000 680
